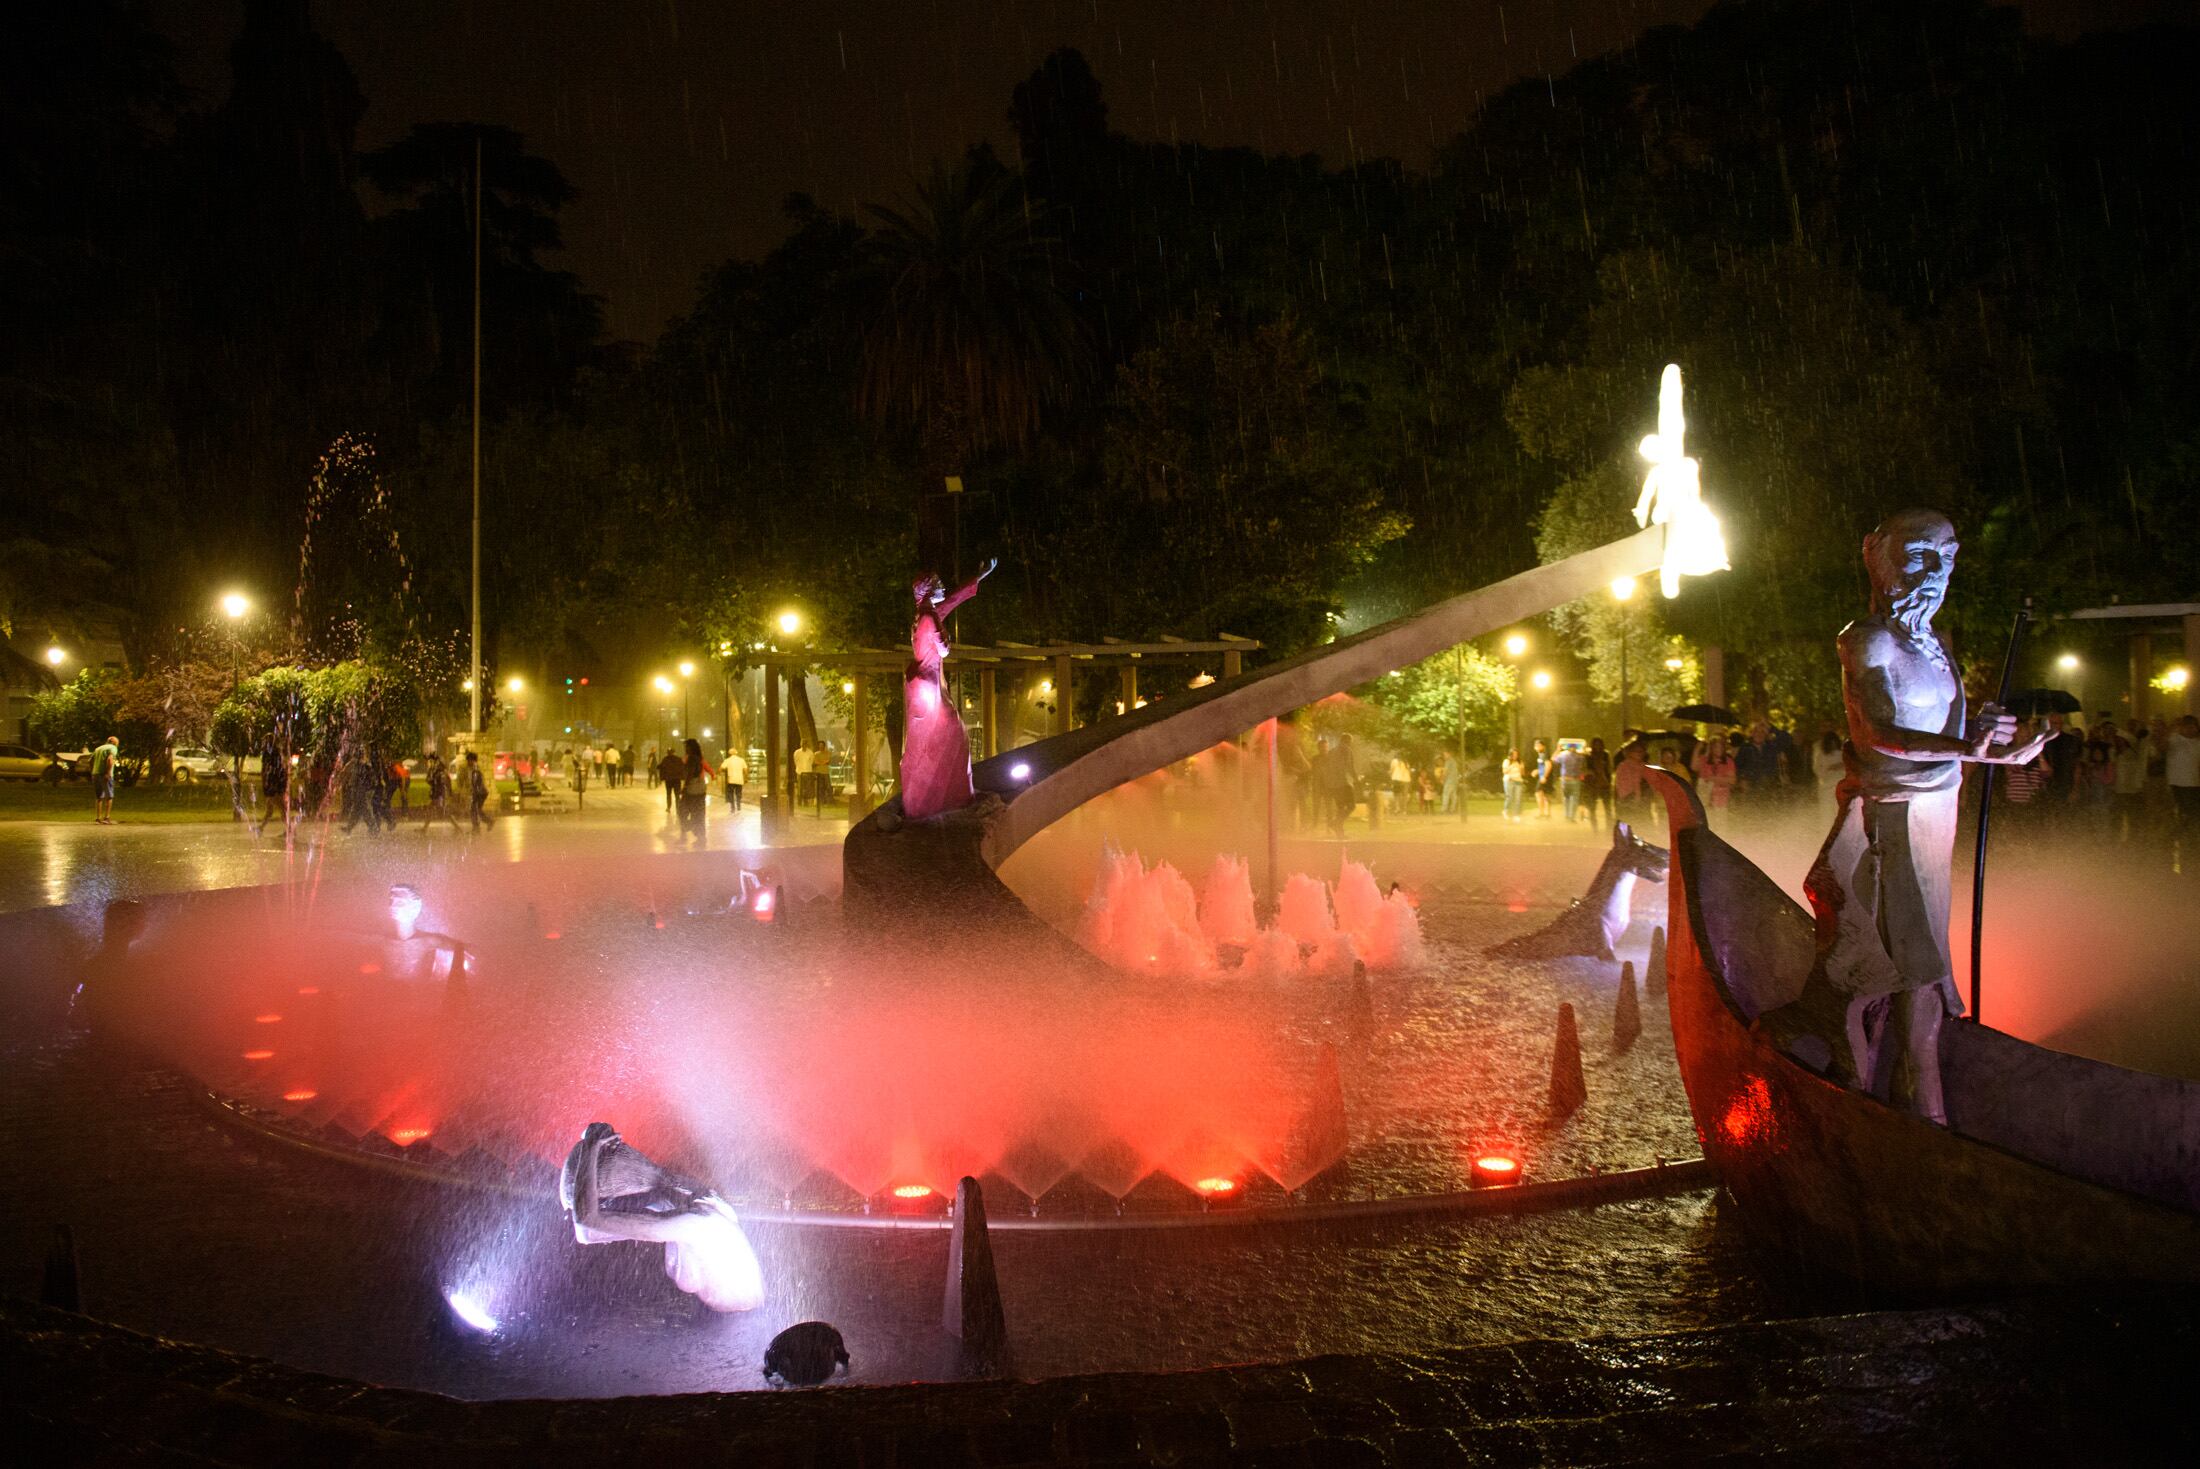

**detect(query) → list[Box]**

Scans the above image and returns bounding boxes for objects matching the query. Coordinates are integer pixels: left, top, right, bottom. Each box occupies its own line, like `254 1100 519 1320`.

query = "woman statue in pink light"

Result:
900 558 995 821
560 1122 764 1313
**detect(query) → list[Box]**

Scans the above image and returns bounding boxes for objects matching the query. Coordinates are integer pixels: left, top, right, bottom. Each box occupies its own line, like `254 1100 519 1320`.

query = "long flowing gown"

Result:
900 578 982 820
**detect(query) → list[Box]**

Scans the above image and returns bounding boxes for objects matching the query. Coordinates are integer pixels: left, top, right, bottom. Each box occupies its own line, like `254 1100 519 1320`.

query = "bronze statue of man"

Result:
1768 509 2045 1121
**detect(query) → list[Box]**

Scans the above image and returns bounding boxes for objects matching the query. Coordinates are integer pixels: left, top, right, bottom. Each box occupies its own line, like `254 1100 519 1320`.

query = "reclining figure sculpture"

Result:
559 1122 765 1313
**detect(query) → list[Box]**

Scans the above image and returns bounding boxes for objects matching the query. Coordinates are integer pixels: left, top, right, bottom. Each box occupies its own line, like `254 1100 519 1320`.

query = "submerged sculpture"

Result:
1765 510 2044 1121
559 1122 764 1313
1485 823 1668 963
900 559 996 821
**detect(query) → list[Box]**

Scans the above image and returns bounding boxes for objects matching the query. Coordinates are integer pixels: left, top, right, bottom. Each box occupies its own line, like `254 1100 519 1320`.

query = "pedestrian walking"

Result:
722 747 746 812
658 745 685 818
421 753 460 830
678 737 713 844
1502 748 1526 821
1555 741 1587 822
464 750 494 831
1583 737 1613 828
256 741 289 832
89 733 120 824
655 738 682 822
1531 739 1554 819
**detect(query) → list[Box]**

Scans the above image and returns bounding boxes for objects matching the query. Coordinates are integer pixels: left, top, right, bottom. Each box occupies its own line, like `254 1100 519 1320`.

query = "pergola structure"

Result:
753 635 1260 823
2062 603 2200 722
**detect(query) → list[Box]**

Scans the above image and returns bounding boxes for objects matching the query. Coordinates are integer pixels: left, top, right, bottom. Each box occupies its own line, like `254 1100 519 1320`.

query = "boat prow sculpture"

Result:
1646 764 2200 1292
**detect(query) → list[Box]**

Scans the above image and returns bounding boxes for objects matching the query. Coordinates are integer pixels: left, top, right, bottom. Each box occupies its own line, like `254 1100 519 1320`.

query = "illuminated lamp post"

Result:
217 590 253 816
1530 669 1554 747
678 659 696 734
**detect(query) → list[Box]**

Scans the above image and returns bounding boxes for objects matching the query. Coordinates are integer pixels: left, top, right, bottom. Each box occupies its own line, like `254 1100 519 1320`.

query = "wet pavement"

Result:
0 784 851 914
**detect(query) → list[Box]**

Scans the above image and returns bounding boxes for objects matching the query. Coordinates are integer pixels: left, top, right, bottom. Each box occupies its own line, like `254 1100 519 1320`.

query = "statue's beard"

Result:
1884 577 1946 636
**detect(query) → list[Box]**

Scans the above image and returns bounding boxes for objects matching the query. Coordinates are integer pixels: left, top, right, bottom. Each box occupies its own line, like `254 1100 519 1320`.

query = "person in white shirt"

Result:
792 744 813 806
2167 714 2200 831
722 748 748 811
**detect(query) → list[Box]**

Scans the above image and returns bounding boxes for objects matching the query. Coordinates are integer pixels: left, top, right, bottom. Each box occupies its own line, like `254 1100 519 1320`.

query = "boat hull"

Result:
1650 769 2200 1292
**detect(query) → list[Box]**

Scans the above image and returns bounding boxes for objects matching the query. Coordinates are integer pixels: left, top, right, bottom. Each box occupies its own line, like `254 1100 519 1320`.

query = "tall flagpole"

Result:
469 133 483 735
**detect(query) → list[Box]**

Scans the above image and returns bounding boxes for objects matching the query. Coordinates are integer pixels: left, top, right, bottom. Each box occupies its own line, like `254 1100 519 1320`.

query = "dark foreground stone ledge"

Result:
6 1293 2191 1466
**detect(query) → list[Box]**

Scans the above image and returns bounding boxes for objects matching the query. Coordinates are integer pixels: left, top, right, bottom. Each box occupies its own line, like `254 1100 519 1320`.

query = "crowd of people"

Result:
1994 711 2200 843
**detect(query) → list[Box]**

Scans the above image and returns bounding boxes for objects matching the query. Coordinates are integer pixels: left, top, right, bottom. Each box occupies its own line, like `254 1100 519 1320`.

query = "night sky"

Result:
152 0 2183 342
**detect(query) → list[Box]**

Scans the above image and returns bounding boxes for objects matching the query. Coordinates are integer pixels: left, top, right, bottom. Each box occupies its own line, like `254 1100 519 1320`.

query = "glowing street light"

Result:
461 678 475 692
2163 667 2191 692
1665 656 1685 672
44 646 66 667
1610 576 1638 602
2056 652 2080 672
505 675 524 694
1503 633 1528 659
1531 670 1553 691
653 675 674 695
775 609 803 637
678 659 696 678
219 590 251 620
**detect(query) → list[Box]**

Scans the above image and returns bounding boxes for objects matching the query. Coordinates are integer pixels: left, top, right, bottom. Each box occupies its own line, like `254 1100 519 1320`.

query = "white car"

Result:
170 747 261 782
0 743 60 781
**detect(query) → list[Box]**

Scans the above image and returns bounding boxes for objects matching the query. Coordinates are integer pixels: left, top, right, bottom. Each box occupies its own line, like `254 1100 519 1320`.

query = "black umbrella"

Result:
2000 688 2081 717
1669 703 1741 725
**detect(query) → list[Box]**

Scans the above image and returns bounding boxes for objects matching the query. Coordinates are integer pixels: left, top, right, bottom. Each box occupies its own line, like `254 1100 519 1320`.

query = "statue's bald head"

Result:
1862 509 1957 632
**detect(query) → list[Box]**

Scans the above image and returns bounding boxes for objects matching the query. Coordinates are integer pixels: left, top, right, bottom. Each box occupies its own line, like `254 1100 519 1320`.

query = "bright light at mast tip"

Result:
219 591 251 619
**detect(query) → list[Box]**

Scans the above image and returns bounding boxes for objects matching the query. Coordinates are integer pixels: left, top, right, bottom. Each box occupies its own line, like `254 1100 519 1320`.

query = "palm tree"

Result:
852 153 1086 569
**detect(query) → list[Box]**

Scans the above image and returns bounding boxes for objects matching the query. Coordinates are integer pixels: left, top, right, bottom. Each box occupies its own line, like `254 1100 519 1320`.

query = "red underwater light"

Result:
1470 1155 1522 1187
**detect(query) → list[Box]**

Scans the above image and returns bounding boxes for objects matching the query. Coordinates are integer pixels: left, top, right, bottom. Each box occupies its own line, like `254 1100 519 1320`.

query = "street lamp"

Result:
776 609 803 638
676 660 696 731
1503 633 1528 659
44 646 66 668
1531 670 1553 691
505 675 524 694
219 591 251 621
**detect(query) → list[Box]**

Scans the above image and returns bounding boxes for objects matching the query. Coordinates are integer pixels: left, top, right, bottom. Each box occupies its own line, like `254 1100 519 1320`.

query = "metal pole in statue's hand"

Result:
1968 599 2032 1023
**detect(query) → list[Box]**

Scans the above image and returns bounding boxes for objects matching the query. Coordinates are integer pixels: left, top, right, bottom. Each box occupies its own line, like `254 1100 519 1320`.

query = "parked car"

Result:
0 744 60 782
169 747 260 782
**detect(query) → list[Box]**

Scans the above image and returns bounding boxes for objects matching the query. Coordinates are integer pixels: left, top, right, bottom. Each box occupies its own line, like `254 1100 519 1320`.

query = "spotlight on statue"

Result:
1470 1155 1522 1188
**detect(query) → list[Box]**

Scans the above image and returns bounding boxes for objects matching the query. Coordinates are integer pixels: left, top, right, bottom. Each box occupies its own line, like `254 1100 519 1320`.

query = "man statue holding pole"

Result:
1766 509 2045 1122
